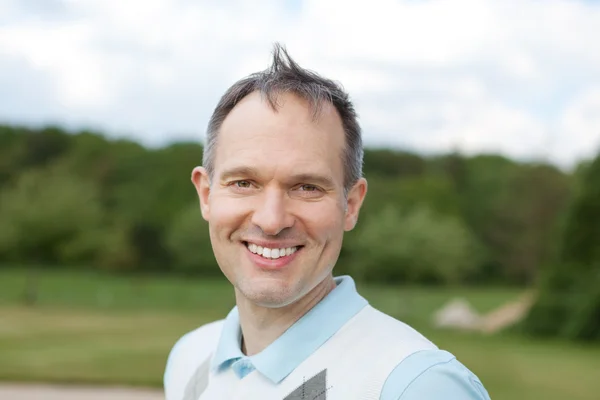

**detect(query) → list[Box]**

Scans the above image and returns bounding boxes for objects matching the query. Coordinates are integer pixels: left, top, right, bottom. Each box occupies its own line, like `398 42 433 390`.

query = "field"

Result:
1 268 599 399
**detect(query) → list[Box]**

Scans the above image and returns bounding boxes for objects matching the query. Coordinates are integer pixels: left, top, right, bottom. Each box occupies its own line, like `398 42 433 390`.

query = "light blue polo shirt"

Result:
210 275 491 399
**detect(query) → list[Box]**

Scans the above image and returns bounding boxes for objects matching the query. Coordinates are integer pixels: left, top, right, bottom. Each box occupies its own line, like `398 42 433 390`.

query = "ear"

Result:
344 177 368 231
191 166 211 221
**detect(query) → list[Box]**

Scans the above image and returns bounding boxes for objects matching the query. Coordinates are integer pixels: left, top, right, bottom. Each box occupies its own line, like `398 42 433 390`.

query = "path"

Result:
0 383 164 400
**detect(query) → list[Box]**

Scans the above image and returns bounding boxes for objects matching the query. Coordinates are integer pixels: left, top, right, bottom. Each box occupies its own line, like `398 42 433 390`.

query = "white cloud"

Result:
555 87 600 165
0 0 598 168
299 0 494 66
358 77 548 161
0 17 110 108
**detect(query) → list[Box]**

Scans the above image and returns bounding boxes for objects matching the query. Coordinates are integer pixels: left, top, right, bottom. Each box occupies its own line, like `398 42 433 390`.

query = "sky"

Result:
1 0 599 169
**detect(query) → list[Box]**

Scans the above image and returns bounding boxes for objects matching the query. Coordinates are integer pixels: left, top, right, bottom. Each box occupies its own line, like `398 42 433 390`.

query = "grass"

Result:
1 267 599 399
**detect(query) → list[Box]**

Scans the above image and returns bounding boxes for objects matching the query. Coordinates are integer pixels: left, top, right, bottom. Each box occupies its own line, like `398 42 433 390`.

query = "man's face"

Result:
192 91 367 308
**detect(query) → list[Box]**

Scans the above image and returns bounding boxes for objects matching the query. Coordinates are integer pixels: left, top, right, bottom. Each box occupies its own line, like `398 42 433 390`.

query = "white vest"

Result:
167 305 437 400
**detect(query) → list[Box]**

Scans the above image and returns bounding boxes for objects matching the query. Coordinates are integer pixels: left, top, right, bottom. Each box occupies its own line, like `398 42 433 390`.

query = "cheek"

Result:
208 197 248 236
299 203 346 240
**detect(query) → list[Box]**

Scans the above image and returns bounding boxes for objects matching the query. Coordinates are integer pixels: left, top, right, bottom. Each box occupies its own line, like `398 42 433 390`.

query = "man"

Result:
164 44 491 400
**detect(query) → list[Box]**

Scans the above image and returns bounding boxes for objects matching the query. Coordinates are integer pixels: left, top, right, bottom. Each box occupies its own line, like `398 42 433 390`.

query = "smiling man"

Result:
163 44 491 400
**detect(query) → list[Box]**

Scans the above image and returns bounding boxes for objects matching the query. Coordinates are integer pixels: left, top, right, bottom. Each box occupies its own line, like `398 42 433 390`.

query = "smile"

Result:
243 242 301 260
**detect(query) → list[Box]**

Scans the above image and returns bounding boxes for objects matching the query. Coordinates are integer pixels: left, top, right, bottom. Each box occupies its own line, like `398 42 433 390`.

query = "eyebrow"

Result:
219 166 261 182
219 166 336 189
286 173 336 189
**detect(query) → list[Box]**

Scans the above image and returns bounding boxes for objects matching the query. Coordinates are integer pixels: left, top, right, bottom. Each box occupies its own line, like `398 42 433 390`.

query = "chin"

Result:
237 278 301 308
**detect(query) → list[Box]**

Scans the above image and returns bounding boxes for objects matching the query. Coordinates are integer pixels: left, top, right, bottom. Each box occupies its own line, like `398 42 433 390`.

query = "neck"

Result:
236 275 337 356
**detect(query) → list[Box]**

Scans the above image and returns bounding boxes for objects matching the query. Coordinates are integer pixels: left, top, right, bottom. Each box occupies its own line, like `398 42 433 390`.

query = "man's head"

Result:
192 43 367 308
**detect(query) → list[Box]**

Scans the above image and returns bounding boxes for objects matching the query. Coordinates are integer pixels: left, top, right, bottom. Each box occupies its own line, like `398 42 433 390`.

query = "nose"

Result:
251 187 294 236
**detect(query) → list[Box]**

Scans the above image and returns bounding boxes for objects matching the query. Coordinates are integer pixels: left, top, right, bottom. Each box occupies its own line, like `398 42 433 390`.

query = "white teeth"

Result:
246 243 298 259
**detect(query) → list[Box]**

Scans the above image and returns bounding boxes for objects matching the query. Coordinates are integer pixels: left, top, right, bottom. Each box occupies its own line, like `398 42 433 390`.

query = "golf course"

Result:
1 268 599 400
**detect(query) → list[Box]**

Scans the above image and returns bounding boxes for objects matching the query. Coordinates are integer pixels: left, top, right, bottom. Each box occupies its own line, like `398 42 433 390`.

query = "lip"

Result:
242 239 303 249
243 242 301 270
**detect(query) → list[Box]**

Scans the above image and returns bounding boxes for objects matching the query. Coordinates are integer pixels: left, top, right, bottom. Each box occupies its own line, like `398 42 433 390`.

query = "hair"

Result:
202 43 363 195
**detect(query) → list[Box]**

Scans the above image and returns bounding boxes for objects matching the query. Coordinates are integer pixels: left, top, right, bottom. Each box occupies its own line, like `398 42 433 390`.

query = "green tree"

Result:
363 149 426 178
0 166 107 303
0 167 105 263
454 156 571 284
498 163 571 284
165 202 219 275
102 141 202 270
523 151 600 341
359 175 462 225
347 205 481 285
0 123 578 287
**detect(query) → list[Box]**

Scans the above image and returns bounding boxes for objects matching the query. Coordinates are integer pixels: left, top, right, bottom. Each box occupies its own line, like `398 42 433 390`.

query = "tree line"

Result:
0 124 589 287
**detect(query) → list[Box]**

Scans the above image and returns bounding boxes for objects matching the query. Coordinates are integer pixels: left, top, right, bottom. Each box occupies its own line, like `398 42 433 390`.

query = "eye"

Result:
227 180 254 191
299 184 319 192
234 180 252 188
293 184 324 199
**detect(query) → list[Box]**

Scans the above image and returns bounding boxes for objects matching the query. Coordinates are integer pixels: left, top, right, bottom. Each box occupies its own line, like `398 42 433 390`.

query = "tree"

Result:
455 156 571 284
363 149 427 178
0 123 579 287
165 202 219 275
102 141 202 270
0 166 109 303
497 163 571 284
522 151 600 341
347 205 481 285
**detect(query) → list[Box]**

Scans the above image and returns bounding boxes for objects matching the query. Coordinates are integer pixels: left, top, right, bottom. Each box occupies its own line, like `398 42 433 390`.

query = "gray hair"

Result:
202 43 363 195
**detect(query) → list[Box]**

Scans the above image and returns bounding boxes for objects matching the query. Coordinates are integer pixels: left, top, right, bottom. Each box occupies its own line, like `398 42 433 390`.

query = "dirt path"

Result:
0 383 164 400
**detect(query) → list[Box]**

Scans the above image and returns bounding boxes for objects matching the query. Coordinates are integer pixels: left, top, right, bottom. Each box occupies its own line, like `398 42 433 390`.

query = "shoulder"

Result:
352 306 490 399
356 306 438 351
380 349 491 400
163 319 225 400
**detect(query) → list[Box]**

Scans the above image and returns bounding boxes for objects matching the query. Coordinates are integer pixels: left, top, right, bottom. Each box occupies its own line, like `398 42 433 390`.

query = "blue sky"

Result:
1 0 599 169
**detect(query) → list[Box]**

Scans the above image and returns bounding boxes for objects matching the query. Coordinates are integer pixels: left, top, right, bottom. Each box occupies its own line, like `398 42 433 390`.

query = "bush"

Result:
165 202 219 275
0 166 106 264
347 205 481 284
523 150 600 341
562 265 600 341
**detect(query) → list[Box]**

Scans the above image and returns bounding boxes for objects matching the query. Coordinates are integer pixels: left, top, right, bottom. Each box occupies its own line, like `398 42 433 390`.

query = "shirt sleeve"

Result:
380 349 491 400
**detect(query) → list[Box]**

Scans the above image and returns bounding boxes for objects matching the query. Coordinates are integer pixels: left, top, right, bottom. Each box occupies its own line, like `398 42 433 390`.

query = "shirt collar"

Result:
211 275 368 383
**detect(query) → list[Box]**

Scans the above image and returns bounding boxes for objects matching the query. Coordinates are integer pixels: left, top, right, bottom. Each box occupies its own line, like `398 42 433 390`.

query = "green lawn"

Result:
1 268 599 399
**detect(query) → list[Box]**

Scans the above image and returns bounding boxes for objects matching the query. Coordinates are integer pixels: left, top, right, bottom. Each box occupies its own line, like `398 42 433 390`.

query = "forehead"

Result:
213 91 346 180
